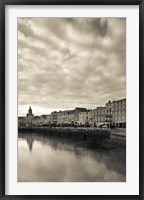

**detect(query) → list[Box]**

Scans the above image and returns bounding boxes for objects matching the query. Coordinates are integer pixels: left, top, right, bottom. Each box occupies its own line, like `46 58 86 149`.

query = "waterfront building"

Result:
32 116 40 126
58 110 75 125
26 106 34 126
18 116 26 127
93 106 106 127
18 98 126 128
50 108 87 126
105 100 112 124
18 106 34 127
57 110 68 125
47 115 51 124
111 98 126 128
51 111 58 125
89 109 94 125
56 111 63 124
26 106 33 117
79 110 93 125
74 107 87 122
34 115 48 126
79 110 89 125
67 110 75 124
93 99 126 128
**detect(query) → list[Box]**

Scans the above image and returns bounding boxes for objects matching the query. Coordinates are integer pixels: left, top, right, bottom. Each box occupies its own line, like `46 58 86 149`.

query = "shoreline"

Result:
18 127 126 148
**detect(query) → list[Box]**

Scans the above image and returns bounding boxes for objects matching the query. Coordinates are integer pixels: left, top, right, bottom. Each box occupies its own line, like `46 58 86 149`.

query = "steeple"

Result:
27 106 34 117
28 106 32 115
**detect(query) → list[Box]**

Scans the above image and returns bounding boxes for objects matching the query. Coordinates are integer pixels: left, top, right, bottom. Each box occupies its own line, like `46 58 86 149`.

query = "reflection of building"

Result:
27 134 34 152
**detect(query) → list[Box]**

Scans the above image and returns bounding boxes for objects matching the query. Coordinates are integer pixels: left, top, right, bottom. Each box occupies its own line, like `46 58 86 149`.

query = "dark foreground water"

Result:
18 132 126 182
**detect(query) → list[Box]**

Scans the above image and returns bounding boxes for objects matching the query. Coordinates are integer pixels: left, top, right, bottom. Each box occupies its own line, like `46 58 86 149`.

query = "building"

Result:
79 110 93 125
49 108 87 126
47 115 51 124
51 111 58 125
93 99 126 128
18 98 126 128
73 107 87 122
89 109 94 125
18 116 26 127
111 98 126 128
57 110 68 125
56 110 75 125
33 115 49 126
67 110 75 124
26 106 34 126
79 110 89 125
105 100 112 124
93 106 106 126
32 116 40 126
18 106 34 127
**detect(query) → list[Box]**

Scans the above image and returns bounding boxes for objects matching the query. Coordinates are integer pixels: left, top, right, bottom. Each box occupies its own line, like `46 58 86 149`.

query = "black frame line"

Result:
0 1 143 199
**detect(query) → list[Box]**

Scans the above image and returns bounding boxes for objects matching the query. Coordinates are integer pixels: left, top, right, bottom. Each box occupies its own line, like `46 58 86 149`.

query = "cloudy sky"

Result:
18 18 126 116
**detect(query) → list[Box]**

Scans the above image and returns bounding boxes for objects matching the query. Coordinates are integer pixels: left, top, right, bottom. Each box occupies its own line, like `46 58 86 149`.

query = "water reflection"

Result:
26 134 34 152
18 132 126 182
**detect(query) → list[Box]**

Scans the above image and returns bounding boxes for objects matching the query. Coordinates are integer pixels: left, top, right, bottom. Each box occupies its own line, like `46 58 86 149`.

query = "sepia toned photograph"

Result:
18 17 126 182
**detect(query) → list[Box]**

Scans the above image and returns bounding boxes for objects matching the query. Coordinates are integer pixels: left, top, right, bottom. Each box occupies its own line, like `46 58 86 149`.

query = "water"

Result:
18 132 126 182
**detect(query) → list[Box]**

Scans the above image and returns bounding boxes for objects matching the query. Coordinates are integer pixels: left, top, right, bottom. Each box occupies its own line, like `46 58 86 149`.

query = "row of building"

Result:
18 98 126 128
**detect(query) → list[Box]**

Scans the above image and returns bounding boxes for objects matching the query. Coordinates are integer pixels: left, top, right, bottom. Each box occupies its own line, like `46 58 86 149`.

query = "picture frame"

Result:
0 0 143 199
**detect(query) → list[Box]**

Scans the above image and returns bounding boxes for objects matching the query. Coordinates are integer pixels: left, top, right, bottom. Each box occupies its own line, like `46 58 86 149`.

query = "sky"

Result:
18 18 126 116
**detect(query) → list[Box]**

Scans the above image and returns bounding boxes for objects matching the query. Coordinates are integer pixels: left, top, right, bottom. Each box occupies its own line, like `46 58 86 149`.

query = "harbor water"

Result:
18 132 126 182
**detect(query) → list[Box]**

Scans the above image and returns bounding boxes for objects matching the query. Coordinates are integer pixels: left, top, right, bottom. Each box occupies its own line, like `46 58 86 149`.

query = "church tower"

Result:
26 106 34 126
27 106 33 117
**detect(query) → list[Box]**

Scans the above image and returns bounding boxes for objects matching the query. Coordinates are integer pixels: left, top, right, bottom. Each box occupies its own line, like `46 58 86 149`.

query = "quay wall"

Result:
109 134 126 148
18 127 126 148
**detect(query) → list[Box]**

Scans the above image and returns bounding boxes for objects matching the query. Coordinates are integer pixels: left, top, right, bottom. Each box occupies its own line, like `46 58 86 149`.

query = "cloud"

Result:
18 17 126 116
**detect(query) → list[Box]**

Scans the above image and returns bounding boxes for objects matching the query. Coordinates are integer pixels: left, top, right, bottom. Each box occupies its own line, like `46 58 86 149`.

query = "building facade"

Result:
93 106 106 126
18 98 126 128
105 100 112 124
111 98 126 127
79 110 89 125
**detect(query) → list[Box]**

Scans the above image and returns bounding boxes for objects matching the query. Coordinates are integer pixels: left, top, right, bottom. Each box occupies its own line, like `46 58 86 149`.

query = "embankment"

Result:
18 127 126 148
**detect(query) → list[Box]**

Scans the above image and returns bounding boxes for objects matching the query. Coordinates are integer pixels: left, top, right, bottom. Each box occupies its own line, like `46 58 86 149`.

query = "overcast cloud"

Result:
18 18 126 116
